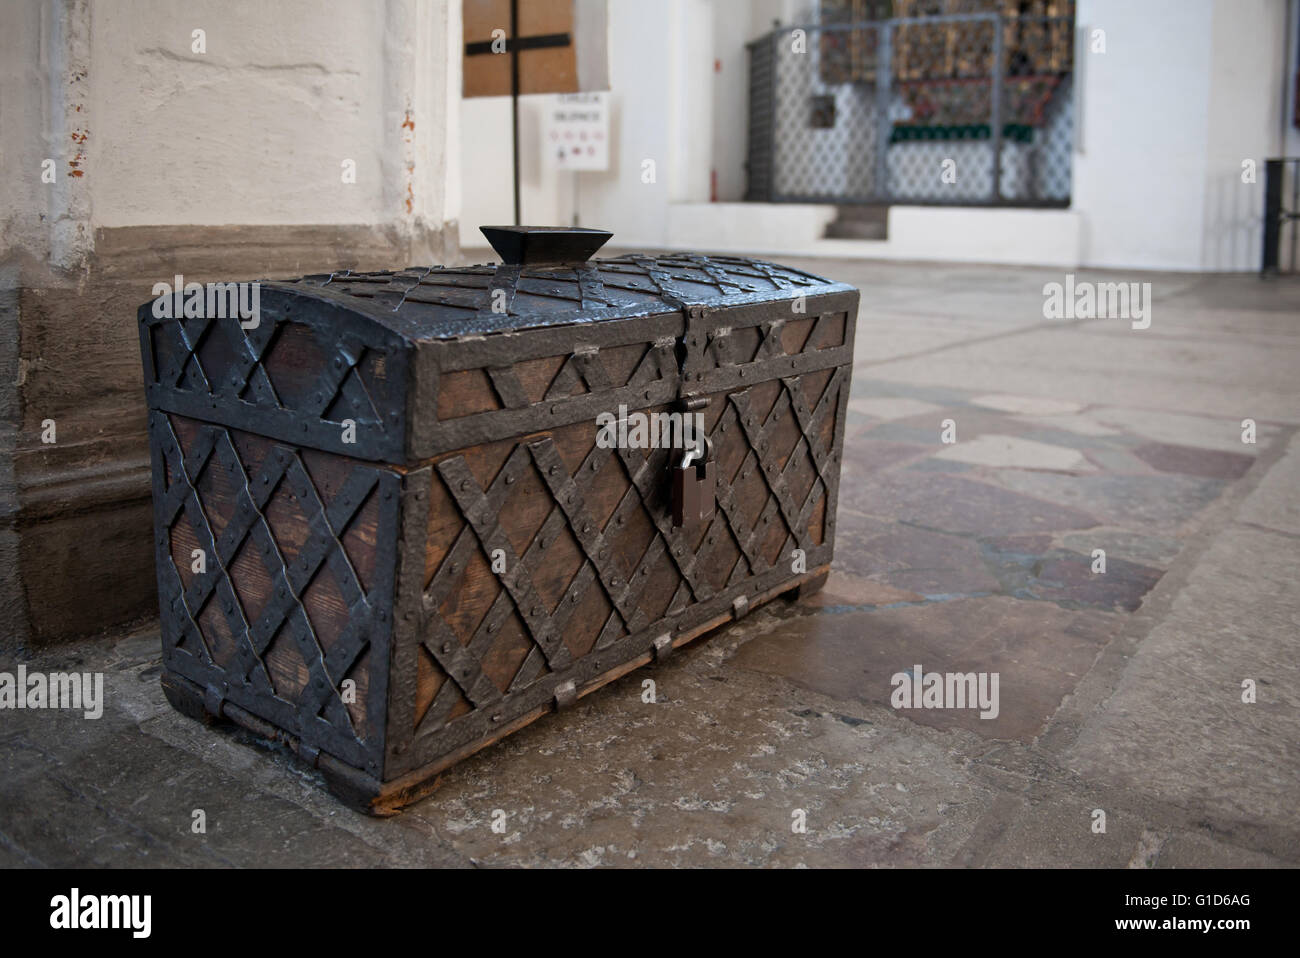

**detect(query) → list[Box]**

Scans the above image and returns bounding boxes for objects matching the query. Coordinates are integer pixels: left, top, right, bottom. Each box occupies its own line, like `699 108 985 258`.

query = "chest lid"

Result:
138 227 856 464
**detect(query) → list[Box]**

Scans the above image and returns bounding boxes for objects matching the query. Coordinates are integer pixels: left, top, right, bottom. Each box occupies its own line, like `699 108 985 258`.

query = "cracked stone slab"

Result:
1154 830 1292 868
730 596 1120 743
841 471 1101 536
1079 306 1300 345
1020 413 1123 437
935 434 1094 472
959 782 1163 868
1235 431 1300 536
832 512 1002 596
398 651 995 867
852 314 1032 365
991 471 1227 530
978 537 1164 612
847 396 945 421
867 329 1300 423
796 570 925 610
1091 407 1273 454
840 438 933 478
1061 529 1184 570
1080 447 1163 475
1131 441 1255 481
1066 525 1300 827
907 457 974 474
971 394 1086 416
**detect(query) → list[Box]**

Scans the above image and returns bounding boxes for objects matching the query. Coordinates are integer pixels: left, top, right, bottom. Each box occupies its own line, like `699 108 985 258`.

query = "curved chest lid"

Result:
286 225 851 341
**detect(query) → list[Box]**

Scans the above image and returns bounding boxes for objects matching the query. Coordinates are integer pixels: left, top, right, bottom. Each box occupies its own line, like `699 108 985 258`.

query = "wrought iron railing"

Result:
745 12 1076 206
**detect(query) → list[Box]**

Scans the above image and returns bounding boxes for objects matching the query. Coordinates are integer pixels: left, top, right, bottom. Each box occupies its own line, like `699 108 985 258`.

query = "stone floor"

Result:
2 259 1298 867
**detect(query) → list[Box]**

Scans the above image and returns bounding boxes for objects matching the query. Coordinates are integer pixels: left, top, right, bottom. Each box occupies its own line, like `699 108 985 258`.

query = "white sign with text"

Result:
543 93 610 171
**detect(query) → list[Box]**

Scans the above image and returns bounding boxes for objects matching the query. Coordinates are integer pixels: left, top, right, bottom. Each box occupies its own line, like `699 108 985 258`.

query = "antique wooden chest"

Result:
138 227 858 814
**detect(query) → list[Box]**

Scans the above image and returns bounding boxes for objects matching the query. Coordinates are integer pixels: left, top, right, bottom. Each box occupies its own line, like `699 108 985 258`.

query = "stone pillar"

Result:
0 0 462 651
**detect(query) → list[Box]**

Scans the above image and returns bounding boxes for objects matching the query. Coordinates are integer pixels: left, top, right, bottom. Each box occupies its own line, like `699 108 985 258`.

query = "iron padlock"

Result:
672 437 715 527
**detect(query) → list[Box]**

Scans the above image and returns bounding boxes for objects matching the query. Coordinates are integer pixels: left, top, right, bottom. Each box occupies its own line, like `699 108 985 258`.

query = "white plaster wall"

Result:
669 0 715 204
667 201 839 251
87 0 459 231
0 0 94 269
572 0 677 247
712 0 799 202
1071 0 1215 270
0 1 44 258
1199 0 1288 270
460 98 517 246
3 0 460 268
458 96 576 248
886 206 1081 266
1072 0 1288 271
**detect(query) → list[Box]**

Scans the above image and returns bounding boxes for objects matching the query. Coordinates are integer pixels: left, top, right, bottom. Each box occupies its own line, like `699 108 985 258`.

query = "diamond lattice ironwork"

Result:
154 414 394 761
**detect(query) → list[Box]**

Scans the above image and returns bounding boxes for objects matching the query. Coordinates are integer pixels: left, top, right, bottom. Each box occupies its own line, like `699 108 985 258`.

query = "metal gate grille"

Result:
746 9 1075 206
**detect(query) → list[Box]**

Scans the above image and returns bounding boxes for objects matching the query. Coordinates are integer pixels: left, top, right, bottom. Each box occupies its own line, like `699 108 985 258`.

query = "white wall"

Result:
668 0 715 204
89 0 460 231
1073 0 1288 271
569 0 681 246
459 96 576 244
1200 0 1288 269
0 0 94 270
712 0 802 201
1071 0 1215 270
1 0 461 269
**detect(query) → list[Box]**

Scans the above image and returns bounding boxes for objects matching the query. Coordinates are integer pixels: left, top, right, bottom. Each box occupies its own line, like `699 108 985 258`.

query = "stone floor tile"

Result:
730 596 1121 743
934 434 1093 472
991 471 1227 529
1235 432 1300 536
1061 529 1184 569
1067 526 1300 826
848 396 945 421
1090 407 1272 454
1132 441 1256 480
971 394 1086 416
841 471 1101 535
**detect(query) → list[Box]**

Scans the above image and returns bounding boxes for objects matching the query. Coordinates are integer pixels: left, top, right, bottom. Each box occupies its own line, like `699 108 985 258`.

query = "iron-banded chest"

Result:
138 226 858 813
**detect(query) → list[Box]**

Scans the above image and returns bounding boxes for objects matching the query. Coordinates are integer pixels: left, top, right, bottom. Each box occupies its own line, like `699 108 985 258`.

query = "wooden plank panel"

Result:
464 0 578 98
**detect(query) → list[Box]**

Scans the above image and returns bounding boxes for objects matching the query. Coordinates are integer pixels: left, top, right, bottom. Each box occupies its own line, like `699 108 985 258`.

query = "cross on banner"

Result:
464 0 579 225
